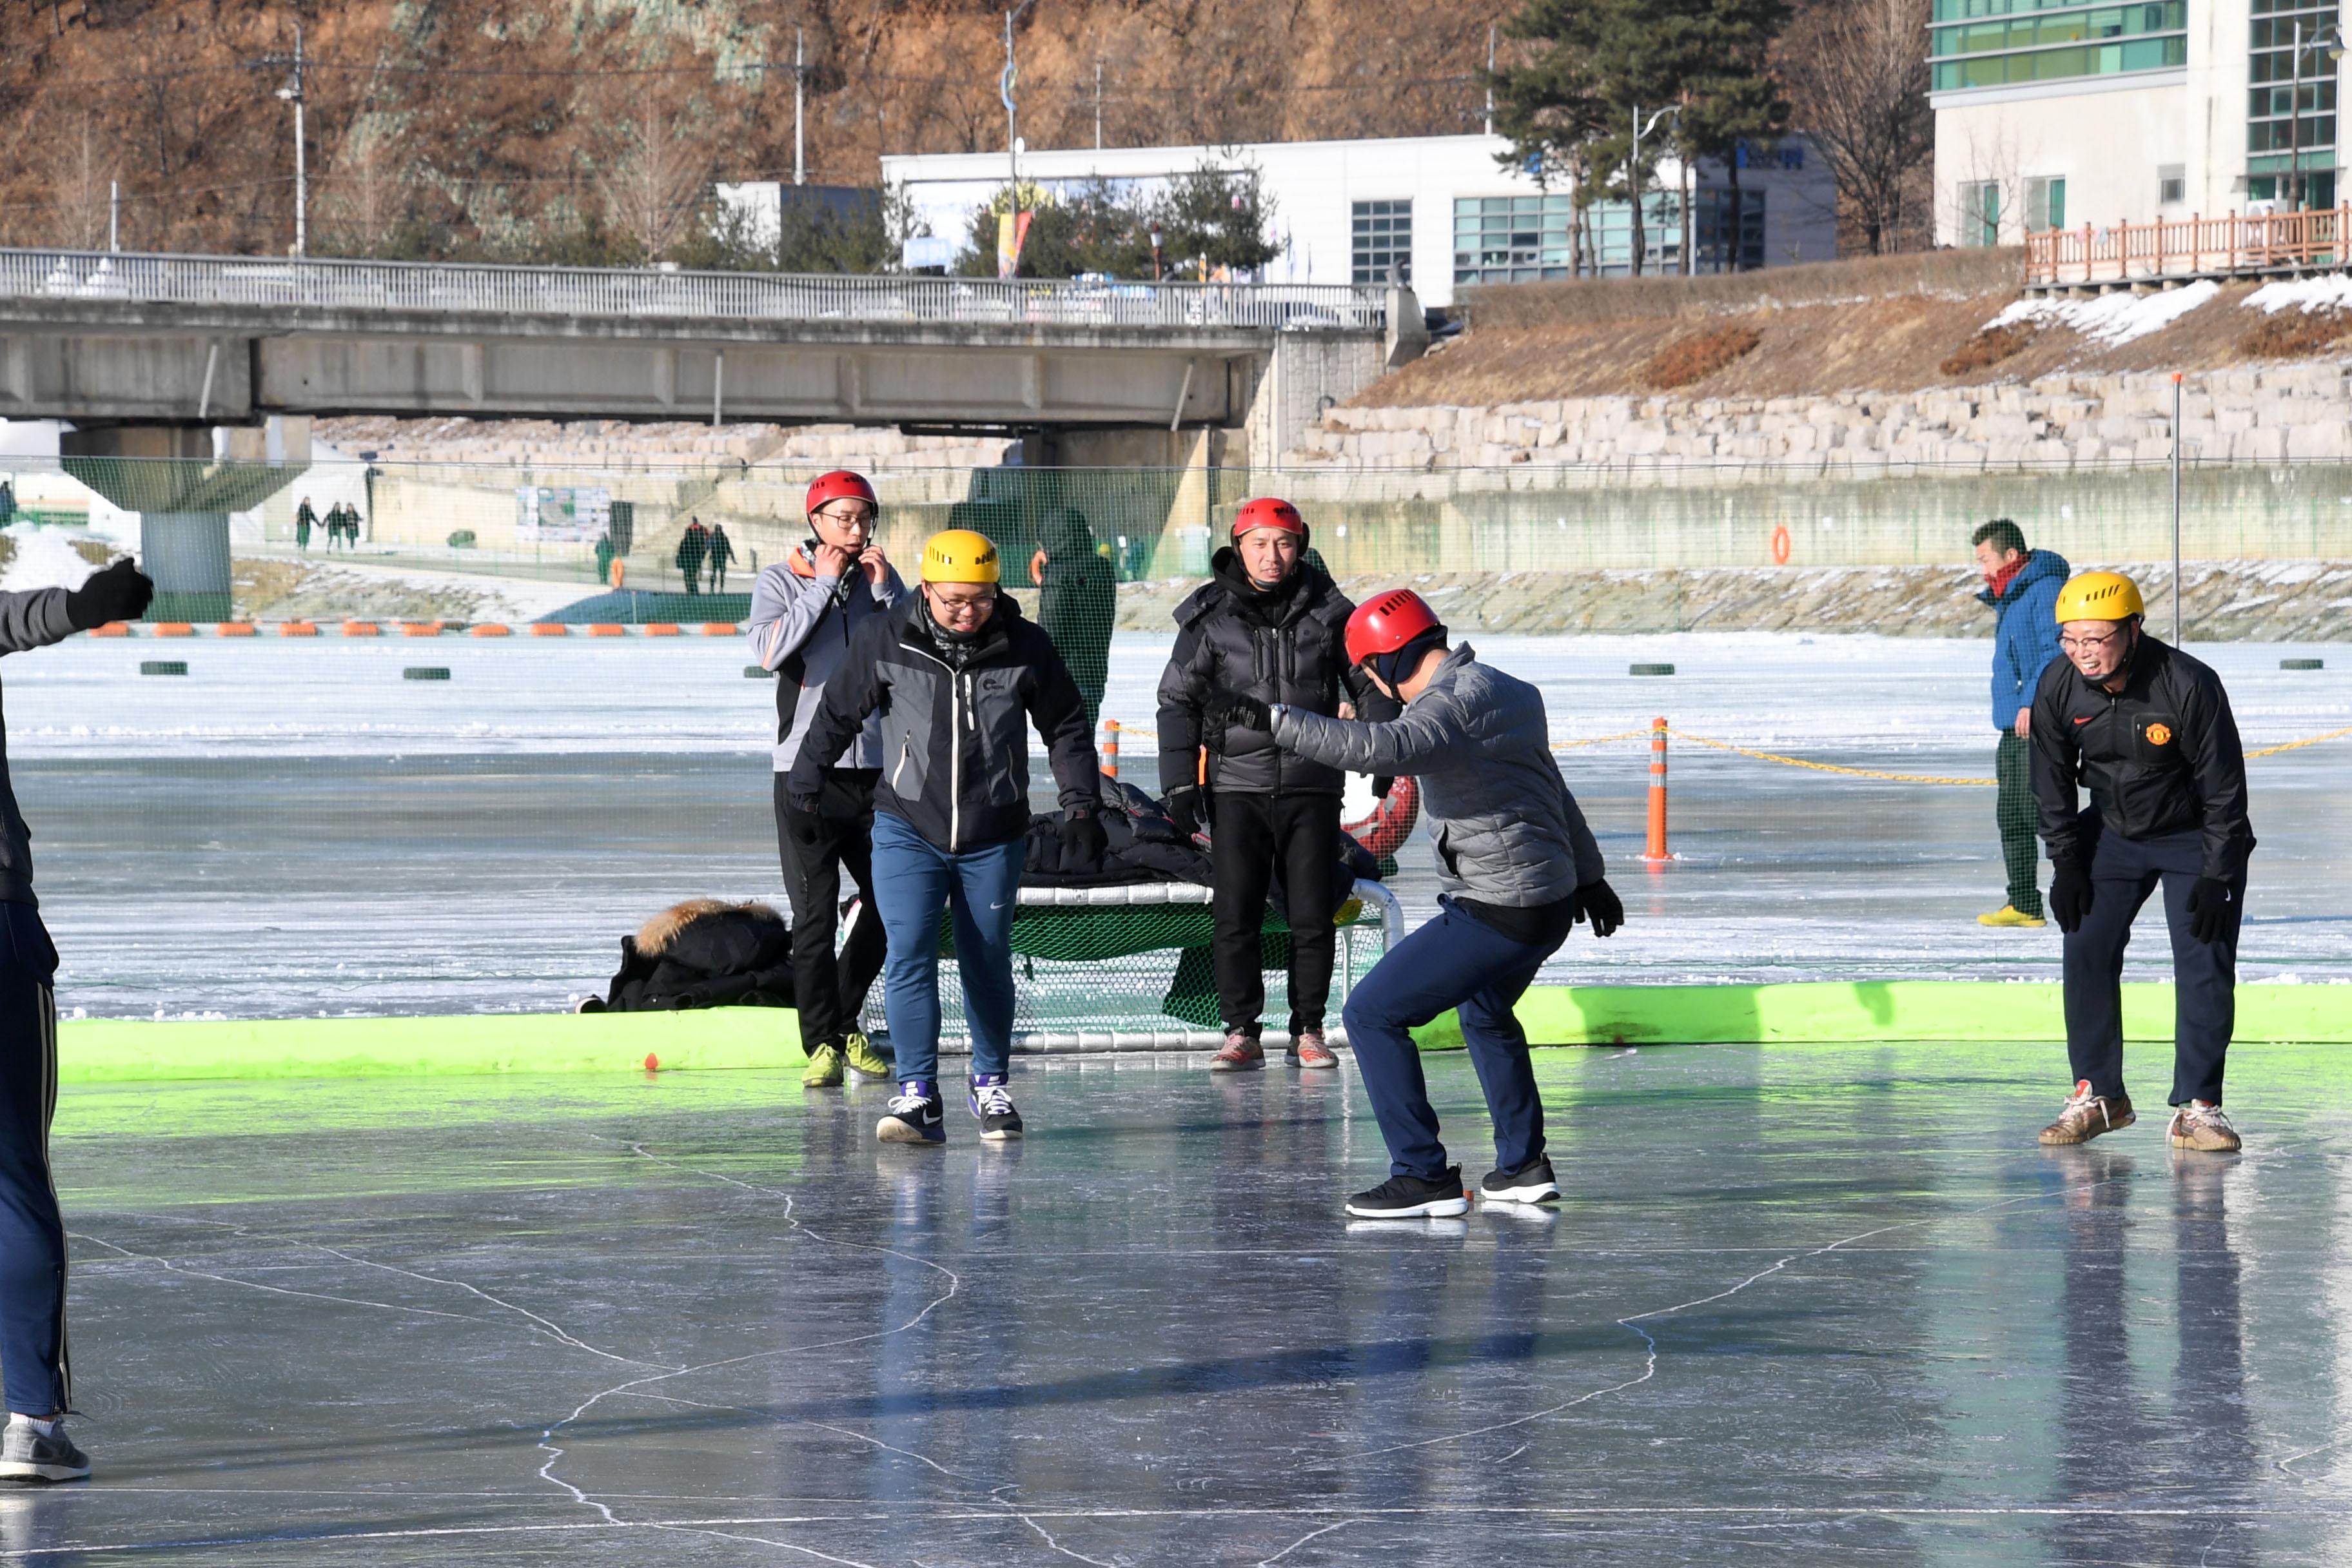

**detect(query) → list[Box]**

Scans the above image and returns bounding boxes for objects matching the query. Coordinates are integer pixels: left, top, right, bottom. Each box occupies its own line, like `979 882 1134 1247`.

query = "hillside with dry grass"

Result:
1369 251 2352 408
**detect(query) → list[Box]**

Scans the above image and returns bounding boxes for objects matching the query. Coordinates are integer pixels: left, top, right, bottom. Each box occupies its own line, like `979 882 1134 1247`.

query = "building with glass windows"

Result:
870 133 1837 308
1932 0 2344 244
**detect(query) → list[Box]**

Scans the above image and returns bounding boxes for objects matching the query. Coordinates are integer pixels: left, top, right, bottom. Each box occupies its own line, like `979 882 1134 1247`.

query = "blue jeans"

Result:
1341 897 1560 1181
870 810 1023 1083
0 903 66 1415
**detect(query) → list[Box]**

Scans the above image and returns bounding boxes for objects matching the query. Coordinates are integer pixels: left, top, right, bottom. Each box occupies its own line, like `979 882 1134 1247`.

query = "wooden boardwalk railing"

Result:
2023 206 2350 287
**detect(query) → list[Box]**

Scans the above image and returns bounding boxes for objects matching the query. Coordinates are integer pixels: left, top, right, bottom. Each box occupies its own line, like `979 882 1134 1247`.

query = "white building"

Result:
1933 0 2343 244
870 133 1838 308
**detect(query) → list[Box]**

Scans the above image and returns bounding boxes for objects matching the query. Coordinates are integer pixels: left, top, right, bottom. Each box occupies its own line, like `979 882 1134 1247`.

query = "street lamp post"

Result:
1628 104 1677 277
274 24 308 256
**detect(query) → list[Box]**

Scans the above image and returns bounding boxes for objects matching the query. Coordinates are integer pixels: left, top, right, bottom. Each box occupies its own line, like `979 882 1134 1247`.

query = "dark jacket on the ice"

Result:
1036 506 1116 721
746 545 909 770
1157 547 1355 798
1269 644 1603 906
0 589 78 906
790 594 1102 854
1981 547 2069 731
2030 633 2253 881
1023 782 1210 886
588 899 796 1012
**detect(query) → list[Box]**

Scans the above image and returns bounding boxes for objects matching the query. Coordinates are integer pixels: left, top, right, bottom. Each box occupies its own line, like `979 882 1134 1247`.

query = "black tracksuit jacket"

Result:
1155 549 1356 797
2029 634 2254 881
789 596 1101 854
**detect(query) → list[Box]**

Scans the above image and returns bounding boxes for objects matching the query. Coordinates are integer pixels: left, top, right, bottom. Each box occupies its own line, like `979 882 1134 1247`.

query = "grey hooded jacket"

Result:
0 588 83 905
746 547 909 770
1268 644 1603 906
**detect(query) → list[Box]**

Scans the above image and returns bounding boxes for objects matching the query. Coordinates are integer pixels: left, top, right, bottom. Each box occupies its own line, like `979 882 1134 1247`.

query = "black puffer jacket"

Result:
1156 548 1355 796
587 900 796 1012
2030 633 2255 880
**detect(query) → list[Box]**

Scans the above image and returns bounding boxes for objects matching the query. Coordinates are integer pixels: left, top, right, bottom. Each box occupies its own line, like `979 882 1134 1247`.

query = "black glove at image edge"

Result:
1576 877 1624 938
2048 857 2092 934
1164 784 1202 839
2186 874 2235 945
1059 807 1108 873
64 558 155 631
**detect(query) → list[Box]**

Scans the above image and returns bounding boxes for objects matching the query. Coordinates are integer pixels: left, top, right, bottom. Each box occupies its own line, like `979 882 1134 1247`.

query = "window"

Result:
1451 190 1766 282
1930 0 2187 90
2248 0 2339 189
2026 175 2067 231
1351 200 1413 285
1958 181 2003 246
2158 164 2186 204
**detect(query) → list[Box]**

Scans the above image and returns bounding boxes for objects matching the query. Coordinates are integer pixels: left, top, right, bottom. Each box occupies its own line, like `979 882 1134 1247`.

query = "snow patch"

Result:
1988 279 2220 345
2243 275 2352 315
0 525 97 593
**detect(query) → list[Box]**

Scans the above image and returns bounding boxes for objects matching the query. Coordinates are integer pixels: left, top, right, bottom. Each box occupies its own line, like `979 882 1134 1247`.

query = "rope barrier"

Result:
2246 723 2352 759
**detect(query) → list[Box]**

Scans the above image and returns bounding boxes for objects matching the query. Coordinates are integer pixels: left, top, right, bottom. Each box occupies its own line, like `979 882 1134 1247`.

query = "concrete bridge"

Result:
0 248 1422 617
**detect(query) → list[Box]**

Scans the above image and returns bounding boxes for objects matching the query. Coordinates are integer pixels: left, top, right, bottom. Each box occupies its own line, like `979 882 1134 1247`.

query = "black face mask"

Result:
921 596 987 667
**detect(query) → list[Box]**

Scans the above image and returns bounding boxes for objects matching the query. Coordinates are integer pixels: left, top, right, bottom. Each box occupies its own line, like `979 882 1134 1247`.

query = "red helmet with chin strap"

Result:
1345 589 1445 668
1231 496 1307 542
805 470 877 522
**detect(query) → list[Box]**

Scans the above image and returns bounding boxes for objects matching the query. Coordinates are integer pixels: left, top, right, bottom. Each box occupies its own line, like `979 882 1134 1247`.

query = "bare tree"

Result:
52 121 111 250
322 130 405 256
597 104 712 263
1778 0 1933 254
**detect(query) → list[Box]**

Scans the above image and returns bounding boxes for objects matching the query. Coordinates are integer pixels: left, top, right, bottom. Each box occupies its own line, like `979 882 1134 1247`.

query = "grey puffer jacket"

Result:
1268 644 1603 906
0 588 79 905
746 547 909 770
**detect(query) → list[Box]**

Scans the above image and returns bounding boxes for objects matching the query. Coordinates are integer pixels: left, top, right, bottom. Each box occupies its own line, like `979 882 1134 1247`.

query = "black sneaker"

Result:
877 1081 946 1144
1345 1168 1470 1219
969 1073 1024 1142
0 1416 88 1483
1481 1154 1560 1204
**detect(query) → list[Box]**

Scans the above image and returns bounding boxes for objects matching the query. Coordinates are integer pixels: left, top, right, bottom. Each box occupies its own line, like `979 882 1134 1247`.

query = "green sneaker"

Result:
841 1031 891 1080
801 1043 845 1088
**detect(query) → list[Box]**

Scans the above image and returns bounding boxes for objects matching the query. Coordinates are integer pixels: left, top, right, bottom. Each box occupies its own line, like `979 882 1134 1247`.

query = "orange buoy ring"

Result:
1343 776 1420 858
1770 525 1792 565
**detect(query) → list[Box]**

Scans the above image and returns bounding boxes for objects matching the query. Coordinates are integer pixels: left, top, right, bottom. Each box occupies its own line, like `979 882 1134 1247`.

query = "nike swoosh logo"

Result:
990 901 1007 910
2073 716 2093 725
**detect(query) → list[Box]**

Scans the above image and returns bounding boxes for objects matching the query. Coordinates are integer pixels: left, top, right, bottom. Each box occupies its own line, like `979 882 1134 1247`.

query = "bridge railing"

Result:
0 249 1387 331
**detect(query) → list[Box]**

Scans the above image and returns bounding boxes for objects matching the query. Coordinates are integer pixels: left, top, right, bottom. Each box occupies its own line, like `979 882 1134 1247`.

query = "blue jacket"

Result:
1982 548 2069 731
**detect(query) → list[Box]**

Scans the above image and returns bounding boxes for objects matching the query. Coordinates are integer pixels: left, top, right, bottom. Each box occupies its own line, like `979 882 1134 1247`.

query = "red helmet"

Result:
805 470 877 521
1345 589 1445 667
1231 496 1306 540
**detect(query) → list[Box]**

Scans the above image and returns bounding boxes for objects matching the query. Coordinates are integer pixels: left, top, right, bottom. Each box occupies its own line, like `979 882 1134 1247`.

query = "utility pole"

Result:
108 181 119 253
2289 19 2304 212
794 26 806 186
1095 58 1104 151
1484 24 1496 137
1001 0 1035 264
1629 104 1674 277
253 24 308 255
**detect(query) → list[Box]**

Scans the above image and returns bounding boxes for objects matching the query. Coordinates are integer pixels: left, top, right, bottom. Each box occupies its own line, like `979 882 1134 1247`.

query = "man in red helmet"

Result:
748 471 907 1088
1157 496 1369 1072
1208 589 1623 1218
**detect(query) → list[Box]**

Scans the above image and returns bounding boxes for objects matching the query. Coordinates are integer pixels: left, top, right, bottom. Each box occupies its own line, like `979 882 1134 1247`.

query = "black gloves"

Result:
2049 858 2092 933
1059 807 1108 871
785 788 823 844
1164 784 1202 839
64 558 154 631
1204 688 1272 740
1369 776 1395 802
1575 877 1624 938
1340 665 1402 723
2187 876 2237 944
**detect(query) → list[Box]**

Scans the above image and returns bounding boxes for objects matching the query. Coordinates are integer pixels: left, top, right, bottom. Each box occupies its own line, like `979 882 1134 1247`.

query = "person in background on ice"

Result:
707 523 738 593
593 529 616 589
790 528 1104 1146
1209 588 1623 1218
1158 497 1358 1073
1036 505 1116 728
749 472 905 1090
2032 570 2254 1153
675 517 709 596
1973 518 2069 928
293 496 316 552
0 553 154 1480
0 483 14 529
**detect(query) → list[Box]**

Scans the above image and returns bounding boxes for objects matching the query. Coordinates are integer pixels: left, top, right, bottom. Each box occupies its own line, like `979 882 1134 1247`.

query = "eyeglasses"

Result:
813 504 875 529
2059 631 2124 652
926 588 994 621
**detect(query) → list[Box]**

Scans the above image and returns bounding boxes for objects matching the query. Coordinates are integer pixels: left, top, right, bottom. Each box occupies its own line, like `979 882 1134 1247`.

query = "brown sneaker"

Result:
1208 1031 1264 1072
2039 1079 2135 1146
1288 1028 1340 1070
2167 1100 2241 1153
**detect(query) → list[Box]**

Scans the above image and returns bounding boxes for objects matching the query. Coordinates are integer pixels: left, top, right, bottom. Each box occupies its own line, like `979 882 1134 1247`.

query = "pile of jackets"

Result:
583 899 796 1013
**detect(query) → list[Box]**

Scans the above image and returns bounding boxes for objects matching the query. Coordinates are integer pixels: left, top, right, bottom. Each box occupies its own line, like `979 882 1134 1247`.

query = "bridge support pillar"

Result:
139 512 233 622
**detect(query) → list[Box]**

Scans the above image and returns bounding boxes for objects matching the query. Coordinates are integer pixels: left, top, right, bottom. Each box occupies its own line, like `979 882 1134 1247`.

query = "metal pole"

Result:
1095 59 1103 150
793 27 805 186
2291 23 2304 212
2171 371 2184 642
291 23 307 257
108 181 118 251
1484 24 1496 137
1631 104 1643 277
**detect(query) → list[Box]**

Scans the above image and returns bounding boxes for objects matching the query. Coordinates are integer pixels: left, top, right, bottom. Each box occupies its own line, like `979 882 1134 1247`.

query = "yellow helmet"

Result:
921 529 1001 585
2054 570 2144 623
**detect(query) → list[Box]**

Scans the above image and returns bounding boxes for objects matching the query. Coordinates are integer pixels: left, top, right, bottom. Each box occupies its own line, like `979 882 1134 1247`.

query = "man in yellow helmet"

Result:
788 528 1104 1145
2030 571 2254 1153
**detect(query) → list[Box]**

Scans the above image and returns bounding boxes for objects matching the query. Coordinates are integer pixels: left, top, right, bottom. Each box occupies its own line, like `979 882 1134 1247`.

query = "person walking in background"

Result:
1210 588 1623 1217
1975 518 2070 928
1036 505 1116 728
749 471 906 1090
0 553 155 1479
676 517 709 596
593 529 616 589
1157 497 1358 1072
2033 571 2255 1154
707 523 738 593
293 496 316 552
790 529 1104 1146
0 482 15 529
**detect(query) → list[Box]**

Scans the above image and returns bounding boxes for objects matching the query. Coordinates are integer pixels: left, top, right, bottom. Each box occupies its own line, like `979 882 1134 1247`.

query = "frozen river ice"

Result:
3 631 2343 1019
